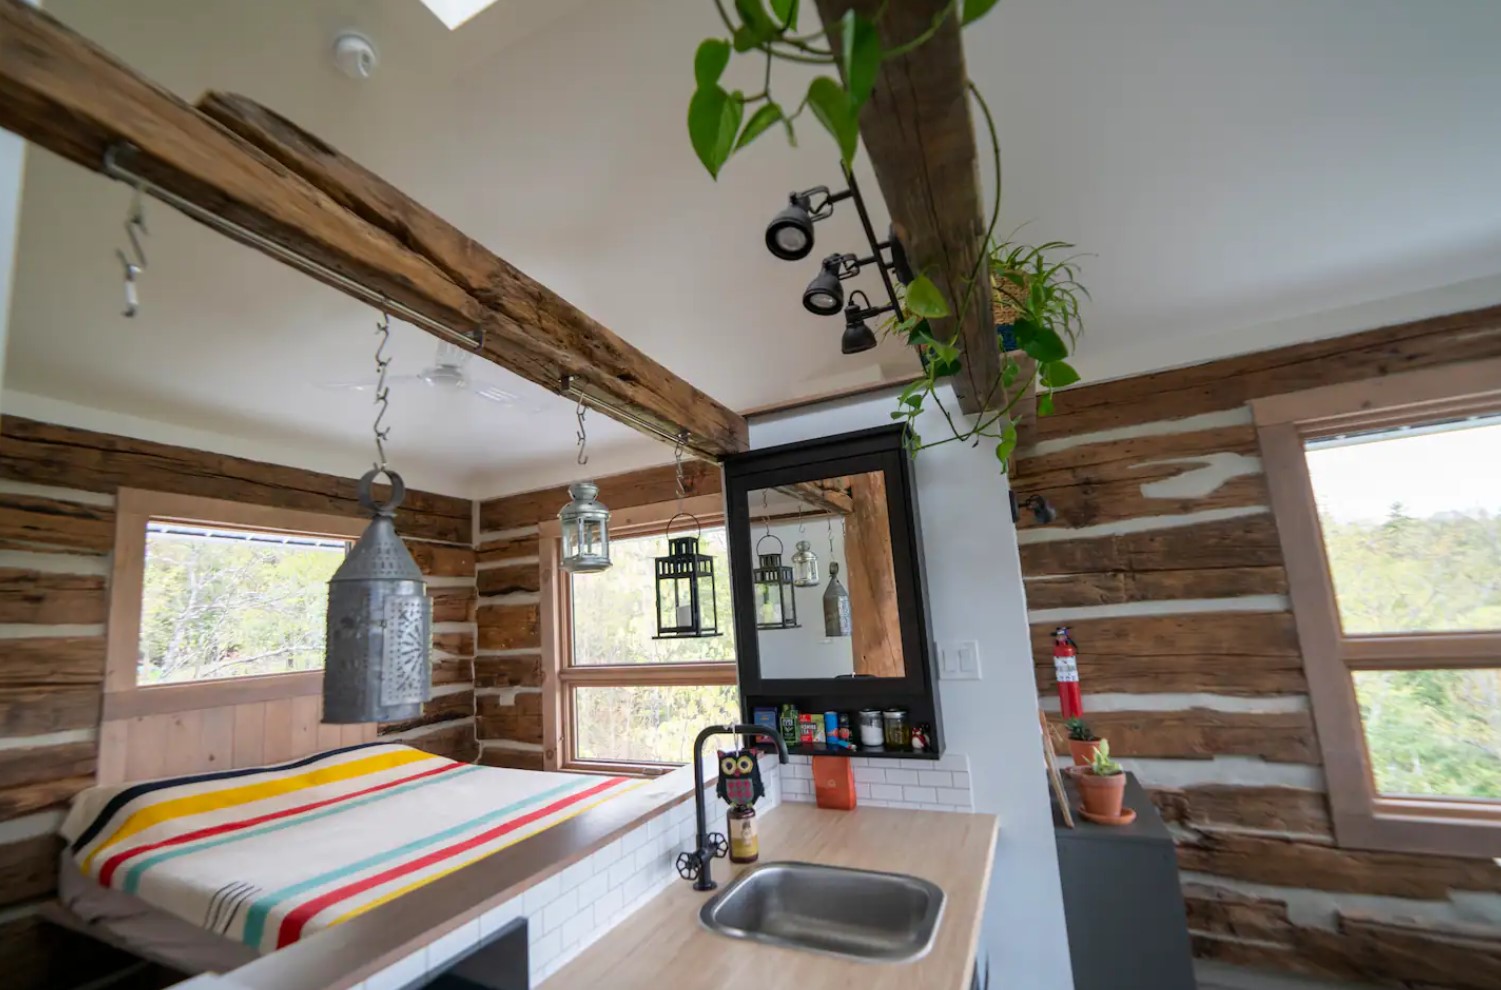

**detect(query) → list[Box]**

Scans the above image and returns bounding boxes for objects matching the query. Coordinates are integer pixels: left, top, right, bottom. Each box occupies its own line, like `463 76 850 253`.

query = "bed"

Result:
57 742 640 966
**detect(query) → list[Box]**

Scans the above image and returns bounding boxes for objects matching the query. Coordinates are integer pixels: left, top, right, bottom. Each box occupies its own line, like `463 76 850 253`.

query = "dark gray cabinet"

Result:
1051 772 1196 990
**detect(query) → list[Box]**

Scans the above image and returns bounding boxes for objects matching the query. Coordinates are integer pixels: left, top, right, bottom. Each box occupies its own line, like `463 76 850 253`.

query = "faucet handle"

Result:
705 832 729 860
675 851 703 881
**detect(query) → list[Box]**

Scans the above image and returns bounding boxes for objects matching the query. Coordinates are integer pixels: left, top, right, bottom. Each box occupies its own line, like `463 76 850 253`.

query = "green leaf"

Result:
840 10 881 107
734 0 778 48
694 39 731 88
1039 359 1080 388
962 0 1001 25
995 423 1018 466
905 274 951 319
771 0 798 29
1001 360 1019 387
805 77 860 164
1020 324 1067 362
687 85 744 179
1037 391 1055 416
735 102 783 150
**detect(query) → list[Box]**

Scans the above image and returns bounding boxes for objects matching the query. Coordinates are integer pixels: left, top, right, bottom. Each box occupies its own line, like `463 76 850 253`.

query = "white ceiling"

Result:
7 0 1501 498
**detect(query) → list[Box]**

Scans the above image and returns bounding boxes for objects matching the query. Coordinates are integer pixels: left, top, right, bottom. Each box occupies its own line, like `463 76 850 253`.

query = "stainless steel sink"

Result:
699 861 945 962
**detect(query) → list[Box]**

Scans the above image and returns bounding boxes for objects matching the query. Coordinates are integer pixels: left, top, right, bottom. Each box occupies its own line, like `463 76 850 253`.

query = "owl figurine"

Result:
716 748 764 808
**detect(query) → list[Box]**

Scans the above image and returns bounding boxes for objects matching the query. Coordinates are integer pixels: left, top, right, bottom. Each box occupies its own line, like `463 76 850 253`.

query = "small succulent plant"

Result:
1089 739 1123 777
1065 717 1097 742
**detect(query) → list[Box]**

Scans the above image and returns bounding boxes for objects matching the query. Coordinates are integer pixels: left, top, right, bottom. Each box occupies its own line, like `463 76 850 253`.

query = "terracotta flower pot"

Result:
1068 738 1102 767
1077 769 1127 819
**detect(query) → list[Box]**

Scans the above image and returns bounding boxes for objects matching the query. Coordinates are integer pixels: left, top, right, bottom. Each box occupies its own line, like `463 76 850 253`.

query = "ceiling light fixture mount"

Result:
767 164 911 352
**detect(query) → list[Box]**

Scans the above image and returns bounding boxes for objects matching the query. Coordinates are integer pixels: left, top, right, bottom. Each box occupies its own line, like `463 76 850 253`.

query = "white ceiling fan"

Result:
319 342 525 407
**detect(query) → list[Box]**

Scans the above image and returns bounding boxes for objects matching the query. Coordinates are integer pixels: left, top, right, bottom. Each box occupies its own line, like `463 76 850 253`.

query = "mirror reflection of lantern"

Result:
653 533 720 639
790 539 820 587
558 481 610 573
753 534 800 630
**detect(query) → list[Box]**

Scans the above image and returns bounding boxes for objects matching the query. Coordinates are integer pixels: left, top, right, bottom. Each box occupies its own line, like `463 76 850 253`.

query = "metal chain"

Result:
371 308 392 472
763 489 772 538
575 392 589 466
827 515 836 556
673 432 688 509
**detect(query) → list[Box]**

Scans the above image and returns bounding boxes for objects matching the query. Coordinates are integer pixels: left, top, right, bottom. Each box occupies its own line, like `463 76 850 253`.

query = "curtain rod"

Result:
100 143 484 351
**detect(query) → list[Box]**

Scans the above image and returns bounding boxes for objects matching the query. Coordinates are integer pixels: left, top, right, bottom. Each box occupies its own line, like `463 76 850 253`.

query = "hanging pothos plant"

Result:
686 0 1088 472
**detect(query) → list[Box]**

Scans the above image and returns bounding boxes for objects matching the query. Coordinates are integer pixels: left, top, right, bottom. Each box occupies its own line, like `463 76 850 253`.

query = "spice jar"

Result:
882 708 910 750
857 709 884 749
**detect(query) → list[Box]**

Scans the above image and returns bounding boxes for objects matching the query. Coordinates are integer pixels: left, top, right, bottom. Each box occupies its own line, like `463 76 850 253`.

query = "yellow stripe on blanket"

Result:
326 780 648 927
82 748 436 871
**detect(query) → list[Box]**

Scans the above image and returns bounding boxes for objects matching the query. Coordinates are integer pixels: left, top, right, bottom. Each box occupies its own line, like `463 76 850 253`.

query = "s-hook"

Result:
115 183 148 318
575 391 590 466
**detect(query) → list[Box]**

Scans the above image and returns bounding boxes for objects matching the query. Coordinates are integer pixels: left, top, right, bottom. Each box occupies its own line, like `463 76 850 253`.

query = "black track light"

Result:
803 255 846 316
766 197 816 261
841 312 878 354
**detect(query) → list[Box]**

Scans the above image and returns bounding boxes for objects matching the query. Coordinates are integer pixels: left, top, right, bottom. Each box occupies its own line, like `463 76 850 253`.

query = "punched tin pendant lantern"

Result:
823 562 852 638
790 539 820 587
753 534 800 630
559 481 611 573
323 470 432 724
653 517 720 639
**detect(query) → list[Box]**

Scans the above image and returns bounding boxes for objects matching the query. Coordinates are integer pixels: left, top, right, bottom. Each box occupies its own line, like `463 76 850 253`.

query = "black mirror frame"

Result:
722 424 943 758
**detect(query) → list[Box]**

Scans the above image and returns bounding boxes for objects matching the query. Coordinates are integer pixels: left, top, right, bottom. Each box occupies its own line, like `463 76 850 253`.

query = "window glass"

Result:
138 523 347 685
1305 416 1501 634
1353 668 1501 800
569 528 737 665
572 684 740 764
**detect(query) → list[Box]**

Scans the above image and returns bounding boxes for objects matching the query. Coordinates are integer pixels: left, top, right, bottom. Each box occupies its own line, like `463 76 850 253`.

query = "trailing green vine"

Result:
686 0 1086 473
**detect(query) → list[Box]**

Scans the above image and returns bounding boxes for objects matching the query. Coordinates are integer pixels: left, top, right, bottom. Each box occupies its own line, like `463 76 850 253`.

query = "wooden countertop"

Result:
544 802 999 990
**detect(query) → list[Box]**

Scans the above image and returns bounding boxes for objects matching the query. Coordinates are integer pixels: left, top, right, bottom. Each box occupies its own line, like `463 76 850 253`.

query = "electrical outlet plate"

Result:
937 640 982 680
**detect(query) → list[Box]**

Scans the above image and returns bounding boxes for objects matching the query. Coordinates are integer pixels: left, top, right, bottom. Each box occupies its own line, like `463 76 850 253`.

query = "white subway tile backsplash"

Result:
522 873 562 915
541 888 578 935
576 871 608 908
478 897 521 938
593 883 624 926
633 843 661 873
365 949 427 990
425 919 479 971
530 929 562 972
556 857 593 892
781 753 972 815
607 856 635 890
620 824 650 854
560 909 595 952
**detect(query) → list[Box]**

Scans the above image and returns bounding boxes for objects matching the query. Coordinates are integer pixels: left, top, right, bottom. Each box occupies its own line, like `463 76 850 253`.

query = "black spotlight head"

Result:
765 198 815 261
802 257 845 316
841 312 878 354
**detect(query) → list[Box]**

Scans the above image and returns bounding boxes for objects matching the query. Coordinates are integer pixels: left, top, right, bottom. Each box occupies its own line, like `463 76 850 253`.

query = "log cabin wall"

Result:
0 415 476 987
1020 305 1501 987
474 462 721 771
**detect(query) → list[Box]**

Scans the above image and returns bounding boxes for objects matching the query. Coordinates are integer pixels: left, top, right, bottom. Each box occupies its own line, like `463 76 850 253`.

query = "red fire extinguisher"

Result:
1053 626 1083 719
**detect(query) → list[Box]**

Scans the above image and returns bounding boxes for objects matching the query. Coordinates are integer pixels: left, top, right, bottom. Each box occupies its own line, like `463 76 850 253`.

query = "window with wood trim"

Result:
1254 360 1501 857
107 489 365 704
542 496 737 774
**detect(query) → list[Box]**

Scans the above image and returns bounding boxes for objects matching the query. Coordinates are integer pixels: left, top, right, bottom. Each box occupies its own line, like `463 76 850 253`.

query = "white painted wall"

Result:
0 130 23 412
751 387 1075 989
751 516 854 679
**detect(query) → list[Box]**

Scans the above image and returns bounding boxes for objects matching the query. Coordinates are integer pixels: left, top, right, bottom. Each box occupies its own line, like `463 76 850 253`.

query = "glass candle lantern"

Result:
558 481 611 573
653 533 720 639
790 539 820 587
753 535 800 630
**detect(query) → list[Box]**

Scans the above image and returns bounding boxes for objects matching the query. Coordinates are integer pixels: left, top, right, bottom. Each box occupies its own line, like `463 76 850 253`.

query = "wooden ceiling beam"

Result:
0 2 746 458
813 0 1001 417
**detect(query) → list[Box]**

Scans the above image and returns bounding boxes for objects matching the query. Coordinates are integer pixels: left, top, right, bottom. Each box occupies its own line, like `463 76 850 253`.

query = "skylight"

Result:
417 0 500 30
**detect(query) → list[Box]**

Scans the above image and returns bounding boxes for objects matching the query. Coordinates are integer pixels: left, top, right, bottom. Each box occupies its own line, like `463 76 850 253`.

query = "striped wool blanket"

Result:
61 743 638 953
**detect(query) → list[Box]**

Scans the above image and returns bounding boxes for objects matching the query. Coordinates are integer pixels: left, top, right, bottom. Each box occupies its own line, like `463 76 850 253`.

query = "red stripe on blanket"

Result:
97 761 467 887
275 776 628 947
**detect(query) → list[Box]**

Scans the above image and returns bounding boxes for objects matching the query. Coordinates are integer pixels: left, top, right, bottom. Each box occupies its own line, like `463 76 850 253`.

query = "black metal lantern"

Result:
653 515 720 639
753 534 800 630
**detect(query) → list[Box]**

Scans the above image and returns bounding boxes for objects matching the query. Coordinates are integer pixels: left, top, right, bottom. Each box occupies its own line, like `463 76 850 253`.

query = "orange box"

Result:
811 756 857 810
